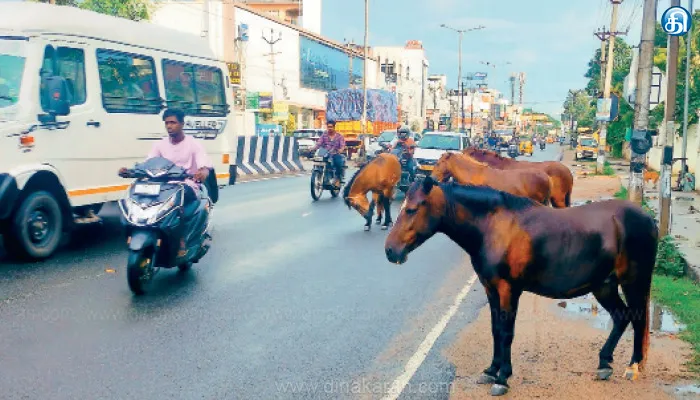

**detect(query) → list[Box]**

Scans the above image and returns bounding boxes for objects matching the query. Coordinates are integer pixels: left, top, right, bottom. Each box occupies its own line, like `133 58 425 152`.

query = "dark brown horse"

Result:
464 148 573 208
431 152 552 206
385 177 657 396
343 153 401 231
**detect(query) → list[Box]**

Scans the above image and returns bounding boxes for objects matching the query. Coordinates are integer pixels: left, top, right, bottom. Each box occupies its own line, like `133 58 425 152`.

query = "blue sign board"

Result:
257 124 282 136
299 36 364 92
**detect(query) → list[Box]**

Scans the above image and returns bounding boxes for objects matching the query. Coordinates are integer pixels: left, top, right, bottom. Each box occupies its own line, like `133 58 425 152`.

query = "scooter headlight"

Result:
123 192 180 225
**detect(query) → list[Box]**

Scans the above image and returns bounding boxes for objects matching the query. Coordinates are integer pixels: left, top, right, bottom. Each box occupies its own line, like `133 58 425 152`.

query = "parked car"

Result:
293 129 324 158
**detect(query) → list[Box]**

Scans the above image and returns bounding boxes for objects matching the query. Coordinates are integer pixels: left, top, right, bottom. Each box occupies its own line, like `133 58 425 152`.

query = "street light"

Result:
440 23 485 133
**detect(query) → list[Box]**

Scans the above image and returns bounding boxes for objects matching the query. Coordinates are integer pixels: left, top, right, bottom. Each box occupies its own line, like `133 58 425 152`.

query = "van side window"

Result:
40 46 87 110
163 60 228 117
96 49 161 114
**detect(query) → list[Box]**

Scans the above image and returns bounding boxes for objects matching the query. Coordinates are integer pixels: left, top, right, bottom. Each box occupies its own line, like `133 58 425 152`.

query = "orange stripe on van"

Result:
68 184 130 197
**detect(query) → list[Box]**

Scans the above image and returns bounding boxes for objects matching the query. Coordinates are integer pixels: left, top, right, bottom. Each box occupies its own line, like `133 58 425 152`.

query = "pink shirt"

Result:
147 135 212 191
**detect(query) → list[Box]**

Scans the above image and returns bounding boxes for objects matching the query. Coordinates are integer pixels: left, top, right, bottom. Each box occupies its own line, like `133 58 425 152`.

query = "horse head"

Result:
385 176 444 264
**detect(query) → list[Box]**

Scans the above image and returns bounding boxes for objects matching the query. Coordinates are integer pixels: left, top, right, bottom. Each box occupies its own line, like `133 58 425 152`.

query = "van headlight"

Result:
123 193 180 225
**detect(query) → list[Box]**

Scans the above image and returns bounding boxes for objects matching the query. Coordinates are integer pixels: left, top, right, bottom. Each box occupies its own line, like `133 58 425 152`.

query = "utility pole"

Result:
596 0 624 174
362 0 368 135
440 24 485 133
681 0 694 184
594 29 609 94
628 0 658 204
509 74 516 106
660 0 682 237
262 28 282 104
460 80 466 134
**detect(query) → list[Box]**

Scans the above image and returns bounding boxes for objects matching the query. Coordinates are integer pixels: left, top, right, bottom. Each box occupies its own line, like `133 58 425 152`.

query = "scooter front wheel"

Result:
127 249 155 295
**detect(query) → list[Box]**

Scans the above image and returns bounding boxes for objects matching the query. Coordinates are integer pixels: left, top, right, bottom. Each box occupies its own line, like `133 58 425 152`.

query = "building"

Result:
373 41 429 130
426 74 450 130
151 0 384 135
241 0 321 34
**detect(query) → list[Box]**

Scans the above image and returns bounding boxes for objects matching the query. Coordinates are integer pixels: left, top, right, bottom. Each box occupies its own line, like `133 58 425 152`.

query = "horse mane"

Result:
343 159 372 208
440 181 537 216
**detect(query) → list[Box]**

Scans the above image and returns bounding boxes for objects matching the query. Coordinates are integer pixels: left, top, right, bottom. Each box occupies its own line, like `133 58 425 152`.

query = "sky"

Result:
321 0 693 119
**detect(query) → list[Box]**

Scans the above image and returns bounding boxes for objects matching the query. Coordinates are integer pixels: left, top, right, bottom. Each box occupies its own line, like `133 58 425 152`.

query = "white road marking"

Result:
381 272 479 400
237 172 309 184
302 212 311 217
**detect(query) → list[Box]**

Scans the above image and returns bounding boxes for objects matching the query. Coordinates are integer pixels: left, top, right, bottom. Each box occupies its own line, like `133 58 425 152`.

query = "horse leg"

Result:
591 277 631 381
364 199 375 231
477 287 502 385
491 281 522 396
375 193 384 225
381 192 393 230
621 274 653 380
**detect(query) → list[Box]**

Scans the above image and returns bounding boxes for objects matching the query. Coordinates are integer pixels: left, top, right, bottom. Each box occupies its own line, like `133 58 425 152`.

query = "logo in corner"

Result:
661 6 692 36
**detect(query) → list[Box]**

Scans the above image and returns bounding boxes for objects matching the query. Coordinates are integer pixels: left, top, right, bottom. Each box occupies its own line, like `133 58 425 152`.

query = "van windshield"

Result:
0 38 27 110
581 138 597 147
418 134 461 150
378 131 396 143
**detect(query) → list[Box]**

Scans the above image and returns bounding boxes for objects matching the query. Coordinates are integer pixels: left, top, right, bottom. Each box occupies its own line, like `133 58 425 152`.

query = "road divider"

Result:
232 136 304 183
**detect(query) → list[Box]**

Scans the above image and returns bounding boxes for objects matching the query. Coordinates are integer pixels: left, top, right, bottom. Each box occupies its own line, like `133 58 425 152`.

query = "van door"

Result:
34 41 99 209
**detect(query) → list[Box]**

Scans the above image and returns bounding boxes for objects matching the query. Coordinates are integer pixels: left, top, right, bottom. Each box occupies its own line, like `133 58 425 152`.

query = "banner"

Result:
246 92 259 109
273 102 289 121
326 89 398 122
259 92 272 112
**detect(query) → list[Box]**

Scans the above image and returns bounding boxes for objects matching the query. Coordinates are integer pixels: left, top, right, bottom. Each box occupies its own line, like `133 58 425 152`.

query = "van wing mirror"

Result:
42 76 71 116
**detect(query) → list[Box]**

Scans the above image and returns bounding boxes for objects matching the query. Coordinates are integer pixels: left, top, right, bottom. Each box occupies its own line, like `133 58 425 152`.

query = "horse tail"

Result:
640 284 652 371
564 189 572 207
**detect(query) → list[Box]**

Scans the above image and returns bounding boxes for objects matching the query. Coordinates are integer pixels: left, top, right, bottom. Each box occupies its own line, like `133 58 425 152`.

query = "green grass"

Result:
651 274 700 374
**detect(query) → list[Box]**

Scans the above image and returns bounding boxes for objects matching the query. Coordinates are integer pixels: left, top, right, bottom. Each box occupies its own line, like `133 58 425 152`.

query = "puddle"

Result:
556 294 686 334
675 384 700 396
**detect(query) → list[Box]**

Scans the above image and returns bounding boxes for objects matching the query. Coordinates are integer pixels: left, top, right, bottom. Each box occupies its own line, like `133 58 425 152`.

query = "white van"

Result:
0 3 236 260
413 131 470 178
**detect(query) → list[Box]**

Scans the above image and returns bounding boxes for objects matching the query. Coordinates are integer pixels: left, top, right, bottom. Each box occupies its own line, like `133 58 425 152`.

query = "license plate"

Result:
134 183 160 196
420 165 434 171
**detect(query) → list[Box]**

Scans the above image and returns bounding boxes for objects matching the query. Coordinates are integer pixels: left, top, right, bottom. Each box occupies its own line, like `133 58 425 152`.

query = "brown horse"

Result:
385 177 657 396
464 148 573 208
343 153 401 231
432 152 552 206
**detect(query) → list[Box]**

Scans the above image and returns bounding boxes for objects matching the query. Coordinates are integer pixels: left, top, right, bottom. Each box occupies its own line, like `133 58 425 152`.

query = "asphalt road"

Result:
0 144 563 400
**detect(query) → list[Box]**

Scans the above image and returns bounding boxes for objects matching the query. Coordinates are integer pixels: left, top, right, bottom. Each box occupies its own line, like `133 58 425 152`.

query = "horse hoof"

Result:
476 373 497 385
624 364 639 381
596 368 613 381
490 384 509 396
364 225 371 232
375 219 382 225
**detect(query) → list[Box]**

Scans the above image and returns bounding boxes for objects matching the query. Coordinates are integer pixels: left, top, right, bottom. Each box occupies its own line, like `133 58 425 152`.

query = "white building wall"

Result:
373 45 428 126
302 0 322 35
151 1 225 60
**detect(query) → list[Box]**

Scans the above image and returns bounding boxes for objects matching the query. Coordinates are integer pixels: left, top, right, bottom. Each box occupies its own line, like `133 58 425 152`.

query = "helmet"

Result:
397 126 410 139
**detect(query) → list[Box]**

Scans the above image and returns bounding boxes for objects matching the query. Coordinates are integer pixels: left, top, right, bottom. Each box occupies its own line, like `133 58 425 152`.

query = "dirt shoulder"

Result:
446 148 697 399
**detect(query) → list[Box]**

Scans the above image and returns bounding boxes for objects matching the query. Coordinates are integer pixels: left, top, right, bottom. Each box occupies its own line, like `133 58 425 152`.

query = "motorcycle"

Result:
397 152 416 193
508 144 519 158
118 157 214 295
310 148 347 201
539 140 546 150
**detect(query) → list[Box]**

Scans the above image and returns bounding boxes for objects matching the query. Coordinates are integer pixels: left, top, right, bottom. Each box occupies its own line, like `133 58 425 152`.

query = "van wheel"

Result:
7 191 64 260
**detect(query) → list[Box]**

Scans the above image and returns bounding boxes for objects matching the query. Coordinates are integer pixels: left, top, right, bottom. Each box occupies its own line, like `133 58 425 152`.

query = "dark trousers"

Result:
330 154 345 180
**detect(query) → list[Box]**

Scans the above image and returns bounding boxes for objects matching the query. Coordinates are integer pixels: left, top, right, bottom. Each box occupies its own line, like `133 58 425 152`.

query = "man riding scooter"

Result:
390 126 417 182
118 108 213 257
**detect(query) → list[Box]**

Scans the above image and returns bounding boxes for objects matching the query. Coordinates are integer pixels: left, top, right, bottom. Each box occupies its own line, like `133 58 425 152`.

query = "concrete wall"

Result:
646 123 700 175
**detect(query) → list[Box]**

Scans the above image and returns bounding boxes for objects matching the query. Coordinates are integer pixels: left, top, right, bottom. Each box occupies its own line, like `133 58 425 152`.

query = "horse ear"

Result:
422 175 436 193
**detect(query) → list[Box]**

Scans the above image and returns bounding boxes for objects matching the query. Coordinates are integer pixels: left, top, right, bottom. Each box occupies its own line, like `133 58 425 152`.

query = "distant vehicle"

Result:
413 131 470 179
576 136 598 161
293 129 323 158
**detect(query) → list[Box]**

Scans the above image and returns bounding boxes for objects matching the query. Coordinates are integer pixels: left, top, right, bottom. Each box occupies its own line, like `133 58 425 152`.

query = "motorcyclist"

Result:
312 119 346 188
118 108 213 255
390 126 417 181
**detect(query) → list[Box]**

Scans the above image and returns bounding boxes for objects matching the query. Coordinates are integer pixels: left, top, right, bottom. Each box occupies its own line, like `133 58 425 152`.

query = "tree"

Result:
32 0 153 21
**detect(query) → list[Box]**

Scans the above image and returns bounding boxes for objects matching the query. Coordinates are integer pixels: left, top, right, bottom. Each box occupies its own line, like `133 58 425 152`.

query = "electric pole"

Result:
628 0 658 204
594 29 610 94
681 0 694 185
362 0 368 135
660 0 682 237
596 0 624 174
262 28 282 104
